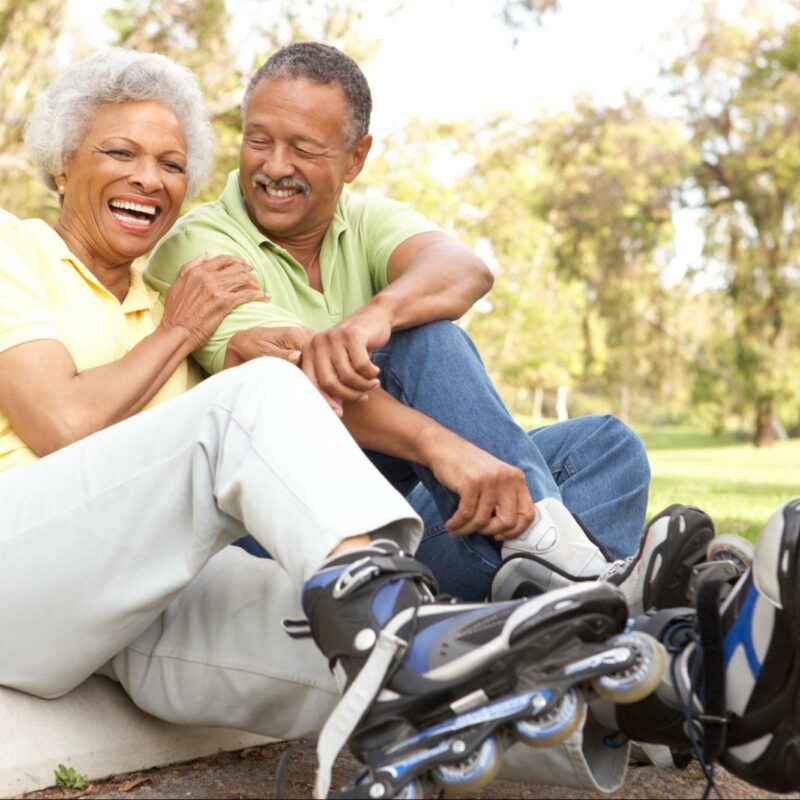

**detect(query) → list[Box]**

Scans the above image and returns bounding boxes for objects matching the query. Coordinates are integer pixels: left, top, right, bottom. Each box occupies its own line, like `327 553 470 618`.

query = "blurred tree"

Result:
521 98 693 419
363 103 693 424
0 0 66 222
363 117 587 418
671 2 800 445
232 0 389 65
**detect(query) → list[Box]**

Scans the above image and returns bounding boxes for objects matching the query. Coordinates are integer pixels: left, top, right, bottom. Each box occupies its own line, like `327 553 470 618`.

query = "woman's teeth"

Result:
108 199 159 227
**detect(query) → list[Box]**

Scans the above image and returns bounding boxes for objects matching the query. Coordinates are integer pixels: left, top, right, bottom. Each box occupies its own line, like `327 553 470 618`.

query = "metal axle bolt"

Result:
451 739 467 754
369 783 386 798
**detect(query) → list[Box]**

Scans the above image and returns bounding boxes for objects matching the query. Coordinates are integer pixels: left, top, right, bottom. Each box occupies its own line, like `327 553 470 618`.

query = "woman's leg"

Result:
99 547 339 739
0 357 420 697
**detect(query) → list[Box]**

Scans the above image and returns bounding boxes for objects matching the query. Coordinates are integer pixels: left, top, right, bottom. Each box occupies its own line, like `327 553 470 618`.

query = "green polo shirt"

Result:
145 170 438 374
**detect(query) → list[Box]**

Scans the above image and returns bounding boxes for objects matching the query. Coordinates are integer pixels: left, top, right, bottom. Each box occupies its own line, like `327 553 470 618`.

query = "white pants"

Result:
0 356 627 790
0 357 420 703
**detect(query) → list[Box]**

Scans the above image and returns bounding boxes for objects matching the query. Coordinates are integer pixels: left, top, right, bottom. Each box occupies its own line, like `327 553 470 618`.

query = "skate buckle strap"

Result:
333 557 381 599
333 555 437 599
695 579 727 763
282 617 312 639
315 628 408 799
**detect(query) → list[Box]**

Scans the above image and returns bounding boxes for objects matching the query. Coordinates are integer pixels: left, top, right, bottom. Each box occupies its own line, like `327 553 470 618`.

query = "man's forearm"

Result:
340 386 454 466
340 385 536 539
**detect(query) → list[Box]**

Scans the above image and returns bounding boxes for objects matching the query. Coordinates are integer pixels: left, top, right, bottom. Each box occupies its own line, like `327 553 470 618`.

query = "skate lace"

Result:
665 620 723 800
597 555 635 584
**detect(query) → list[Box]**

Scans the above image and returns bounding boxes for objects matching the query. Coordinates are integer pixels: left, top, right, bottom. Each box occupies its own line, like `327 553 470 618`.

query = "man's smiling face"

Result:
239 76 370 244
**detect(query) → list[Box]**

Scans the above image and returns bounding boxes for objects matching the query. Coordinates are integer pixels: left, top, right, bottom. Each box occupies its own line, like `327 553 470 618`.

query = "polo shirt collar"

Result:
40 221 158 313
221 170 349 251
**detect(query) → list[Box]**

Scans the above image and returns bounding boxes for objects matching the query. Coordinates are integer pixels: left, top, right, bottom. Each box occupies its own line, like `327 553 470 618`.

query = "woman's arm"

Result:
0 254 267 455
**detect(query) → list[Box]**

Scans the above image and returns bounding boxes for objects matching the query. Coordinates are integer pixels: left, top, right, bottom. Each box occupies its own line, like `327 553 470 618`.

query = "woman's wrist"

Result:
155 319 199 357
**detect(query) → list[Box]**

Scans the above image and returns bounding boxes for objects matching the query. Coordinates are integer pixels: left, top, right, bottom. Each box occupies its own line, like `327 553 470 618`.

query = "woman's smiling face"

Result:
55 100 188 268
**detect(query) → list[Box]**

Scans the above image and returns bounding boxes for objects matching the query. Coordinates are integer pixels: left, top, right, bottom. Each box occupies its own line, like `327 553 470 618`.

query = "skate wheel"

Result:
513 688 584 747
590 632 665 703
432 736 502 796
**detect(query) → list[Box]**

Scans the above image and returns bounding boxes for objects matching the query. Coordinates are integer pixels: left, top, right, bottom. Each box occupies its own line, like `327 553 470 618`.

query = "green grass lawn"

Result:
634 424 800 541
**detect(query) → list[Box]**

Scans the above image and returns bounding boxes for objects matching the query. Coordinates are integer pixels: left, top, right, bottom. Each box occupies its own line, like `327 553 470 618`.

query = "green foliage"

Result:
523 99 693 414
670 2 800 444
0 0 66 222
639 424 800 540
365 100 695 421
53 763 88 790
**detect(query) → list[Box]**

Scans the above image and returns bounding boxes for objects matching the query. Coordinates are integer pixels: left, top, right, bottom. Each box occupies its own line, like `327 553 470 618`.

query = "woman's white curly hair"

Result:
25 48 215 197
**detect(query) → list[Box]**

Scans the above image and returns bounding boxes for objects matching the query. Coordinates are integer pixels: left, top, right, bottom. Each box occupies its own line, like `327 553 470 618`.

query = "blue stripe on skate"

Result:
405 607 498 674
723 584 762 678
386 690 553 754
303 565 346 592
371 580 403 627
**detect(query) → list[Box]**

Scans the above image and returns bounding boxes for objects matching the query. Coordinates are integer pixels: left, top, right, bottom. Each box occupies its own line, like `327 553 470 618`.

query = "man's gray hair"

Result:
25 48 215 197
242 42 371 149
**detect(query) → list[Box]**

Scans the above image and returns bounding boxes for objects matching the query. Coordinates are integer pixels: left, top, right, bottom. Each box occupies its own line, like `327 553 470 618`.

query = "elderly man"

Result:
137 45 800 799
146 42 704 606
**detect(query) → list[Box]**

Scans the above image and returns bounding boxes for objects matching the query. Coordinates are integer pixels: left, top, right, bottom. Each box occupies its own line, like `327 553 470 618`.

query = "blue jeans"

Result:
235 321 650 599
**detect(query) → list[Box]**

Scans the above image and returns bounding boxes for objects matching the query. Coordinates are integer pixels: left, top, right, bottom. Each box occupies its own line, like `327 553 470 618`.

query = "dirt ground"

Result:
17 740 799 800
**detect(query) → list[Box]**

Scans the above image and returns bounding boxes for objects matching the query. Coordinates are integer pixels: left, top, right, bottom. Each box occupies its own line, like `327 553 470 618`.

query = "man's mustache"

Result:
252 173 310 195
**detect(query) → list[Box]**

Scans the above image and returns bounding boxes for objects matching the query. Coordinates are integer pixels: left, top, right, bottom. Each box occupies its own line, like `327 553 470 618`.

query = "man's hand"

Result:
223 326 315 369
426 433 536 539
300 306 390 407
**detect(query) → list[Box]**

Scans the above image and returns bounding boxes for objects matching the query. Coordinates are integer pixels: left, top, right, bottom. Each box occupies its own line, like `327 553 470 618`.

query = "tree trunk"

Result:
531 385 544 428
754 397 776 448
556 385 569 422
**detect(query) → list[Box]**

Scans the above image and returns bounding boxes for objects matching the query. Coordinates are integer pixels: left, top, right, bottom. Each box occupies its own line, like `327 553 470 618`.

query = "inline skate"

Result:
301 539 665 798
616 498 800 794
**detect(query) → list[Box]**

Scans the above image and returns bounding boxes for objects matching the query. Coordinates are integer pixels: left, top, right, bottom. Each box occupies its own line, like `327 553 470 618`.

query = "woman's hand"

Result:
223 325 316 369
162 254 269 349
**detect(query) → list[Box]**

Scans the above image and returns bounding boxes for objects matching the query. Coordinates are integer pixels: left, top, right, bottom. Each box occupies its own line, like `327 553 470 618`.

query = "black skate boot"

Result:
492 500 714 618
300 539 666 799
616 498 800 795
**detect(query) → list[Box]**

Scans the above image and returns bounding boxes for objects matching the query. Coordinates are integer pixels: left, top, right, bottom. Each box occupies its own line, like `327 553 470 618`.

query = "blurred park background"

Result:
0 0 797 535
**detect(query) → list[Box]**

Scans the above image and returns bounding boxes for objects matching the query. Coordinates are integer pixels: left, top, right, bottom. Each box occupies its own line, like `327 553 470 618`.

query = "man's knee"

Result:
383 320 479 360
597 415 650 481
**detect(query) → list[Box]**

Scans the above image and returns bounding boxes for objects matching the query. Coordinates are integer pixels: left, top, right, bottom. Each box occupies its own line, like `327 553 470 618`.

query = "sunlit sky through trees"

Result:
62 0 798 285
64 0 794 134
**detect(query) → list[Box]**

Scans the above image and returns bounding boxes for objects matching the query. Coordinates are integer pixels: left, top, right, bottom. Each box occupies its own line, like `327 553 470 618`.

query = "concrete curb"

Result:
1 678 271 796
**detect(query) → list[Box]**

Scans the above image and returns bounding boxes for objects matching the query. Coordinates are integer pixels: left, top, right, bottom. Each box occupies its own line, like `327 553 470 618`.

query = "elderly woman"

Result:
0 47 421 727
0 48 645 799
